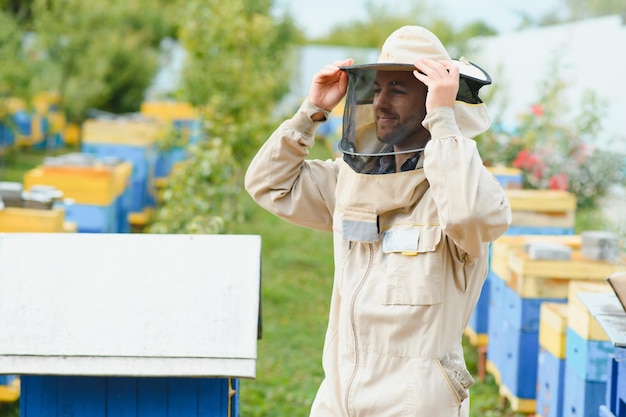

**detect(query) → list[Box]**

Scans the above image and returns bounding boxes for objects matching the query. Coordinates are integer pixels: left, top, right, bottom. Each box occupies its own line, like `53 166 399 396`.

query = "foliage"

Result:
0 9 31 99
311 0 497 55
0 0 177 123
148 0 298 234
564 0 626 20
476 61 626 210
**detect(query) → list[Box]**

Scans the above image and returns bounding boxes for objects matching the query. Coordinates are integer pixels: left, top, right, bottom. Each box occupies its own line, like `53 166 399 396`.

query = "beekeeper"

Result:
245 25 512 417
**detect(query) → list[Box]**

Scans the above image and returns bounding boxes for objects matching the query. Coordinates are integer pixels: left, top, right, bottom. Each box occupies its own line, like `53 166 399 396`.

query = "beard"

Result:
376 113 424 148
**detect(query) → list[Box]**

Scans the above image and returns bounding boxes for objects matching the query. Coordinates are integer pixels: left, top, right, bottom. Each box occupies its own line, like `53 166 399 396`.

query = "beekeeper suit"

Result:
245 25 511 417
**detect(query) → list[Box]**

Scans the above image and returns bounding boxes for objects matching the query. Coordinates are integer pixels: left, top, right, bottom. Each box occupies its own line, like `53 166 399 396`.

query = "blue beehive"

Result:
0 234 261 417
562 364 607 417
565 328 613 382
21 376 239 417
81 118 160 214
536 347 566 417
486 269 566 400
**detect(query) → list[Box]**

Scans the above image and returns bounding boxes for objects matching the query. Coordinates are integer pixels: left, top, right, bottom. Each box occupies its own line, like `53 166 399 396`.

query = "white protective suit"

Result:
245 26 511 417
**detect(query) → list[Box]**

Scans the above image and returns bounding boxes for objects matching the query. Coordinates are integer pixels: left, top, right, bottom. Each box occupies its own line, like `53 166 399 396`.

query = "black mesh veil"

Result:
338 62 491 174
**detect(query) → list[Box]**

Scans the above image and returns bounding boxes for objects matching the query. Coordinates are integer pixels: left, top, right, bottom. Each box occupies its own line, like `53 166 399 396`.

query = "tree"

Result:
148 0 299 234
0 0 177 122
309 1 496 55
564 0 626 20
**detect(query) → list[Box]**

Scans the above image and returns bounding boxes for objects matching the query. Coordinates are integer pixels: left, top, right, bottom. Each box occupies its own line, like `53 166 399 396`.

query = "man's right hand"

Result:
309 58 354 112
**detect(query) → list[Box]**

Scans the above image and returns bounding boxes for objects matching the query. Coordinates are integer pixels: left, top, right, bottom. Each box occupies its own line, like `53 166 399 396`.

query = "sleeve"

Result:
422 107 512 259
244 99 339 232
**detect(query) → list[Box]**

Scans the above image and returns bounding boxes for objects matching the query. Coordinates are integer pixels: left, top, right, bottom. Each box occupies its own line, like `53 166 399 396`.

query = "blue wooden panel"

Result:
617 348 626 417
505 226 574 236
493 174 522 189
566 328 614 382
168 378 201 417
562 365 607 417
0 375 16 385
503 287 566 333
20 376 236 417
500 324 539 399
82 142 157 212
107 377 137 417
68 377 107 417
468 272 491 335
155 147 187 179
138 378 168 417
198 378 230 416
607 354 620 415
487 281 506 372
21 376 57 417
536 347 566 417
489 271 507 311
115 190 132 233
62 201 118 233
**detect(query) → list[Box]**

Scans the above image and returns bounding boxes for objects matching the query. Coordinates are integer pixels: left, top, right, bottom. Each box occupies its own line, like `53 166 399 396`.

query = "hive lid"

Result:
0 233 262 378
607 272 626 313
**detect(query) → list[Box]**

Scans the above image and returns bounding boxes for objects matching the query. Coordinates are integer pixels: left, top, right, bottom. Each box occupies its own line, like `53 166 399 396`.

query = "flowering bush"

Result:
477 67 626 210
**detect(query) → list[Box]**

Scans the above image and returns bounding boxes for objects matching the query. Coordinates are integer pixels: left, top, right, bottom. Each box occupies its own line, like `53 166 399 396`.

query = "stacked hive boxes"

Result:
465 188 577 377
562 282 615 417
537 302 569 417
81 117 161 228
0 182 73 233
23 154 132 233
466 167 523 350
140 101 203 183
486 234 626 413
487 166 523 190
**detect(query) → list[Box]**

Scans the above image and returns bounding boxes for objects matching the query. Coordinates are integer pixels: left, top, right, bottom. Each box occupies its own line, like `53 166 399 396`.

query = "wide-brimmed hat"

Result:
338 26 492 173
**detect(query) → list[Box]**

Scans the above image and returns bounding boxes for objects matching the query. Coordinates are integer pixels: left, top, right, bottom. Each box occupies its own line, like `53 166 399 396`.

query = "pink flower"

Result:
513 150 542 171
548 173 568 190
530 104 544 117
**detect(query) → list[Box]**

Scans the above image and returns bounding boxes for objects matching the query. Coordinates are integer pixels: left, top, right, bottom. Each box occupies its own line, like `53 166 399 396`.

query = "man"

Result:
245 26 511 417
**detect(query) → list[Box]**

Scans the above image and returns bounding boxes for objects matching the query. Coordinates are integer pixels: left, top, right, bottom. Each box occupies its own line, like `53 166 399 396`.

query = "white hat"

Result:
338 26 492 173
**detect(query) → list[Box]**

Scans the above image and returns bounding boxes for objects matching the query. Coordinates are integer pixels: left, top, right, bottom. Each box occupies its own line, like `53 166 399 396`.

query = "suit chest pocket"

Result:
381 227 444 306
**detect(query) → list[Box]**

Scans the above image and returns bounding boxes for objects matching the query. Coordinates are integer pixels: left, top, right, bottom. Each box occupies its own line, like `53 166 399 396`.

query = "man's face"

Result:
372 71 428 150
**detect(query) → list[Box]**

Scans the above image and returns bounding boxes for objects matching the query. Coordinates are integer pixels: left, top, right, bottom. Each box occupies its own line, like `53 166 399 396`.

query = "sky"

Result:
273 0 565 39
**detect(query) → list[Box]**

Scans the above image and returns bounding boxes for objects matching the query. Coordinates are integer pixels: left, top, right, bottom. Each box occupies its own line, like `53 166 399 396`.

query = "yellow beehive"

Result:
0 207 66 233
491 233 626 298
506 189 577 228
81 118 163 146
539 302 569 359
490 234 582 284
0 376 20 402
508 250 626 281
567 281 612 341
23 162 132 206
140 101 199 122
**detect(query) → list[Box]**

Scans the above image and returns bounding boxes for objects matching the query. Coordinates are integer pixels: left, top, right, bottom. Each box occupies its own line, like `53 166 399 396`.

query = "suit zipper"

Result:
344 243 374 417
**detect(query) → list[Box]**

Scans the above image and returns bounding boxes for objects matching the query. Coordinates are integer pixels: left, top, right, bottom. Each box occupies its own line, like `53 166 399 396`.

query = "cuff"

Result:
422 107 463 139
289 99 330 136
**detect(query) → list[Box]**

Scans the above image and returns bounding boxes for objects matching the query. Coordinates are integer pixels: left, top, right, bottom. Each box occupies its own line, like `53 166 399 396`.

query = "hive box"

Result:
0 233 261 417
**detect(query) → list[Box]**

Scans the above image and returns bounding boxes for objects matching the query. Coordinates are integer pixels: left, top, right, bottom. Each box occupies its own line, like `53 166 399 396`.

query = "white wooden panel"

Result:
578 292 626 348
0 233 261 378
